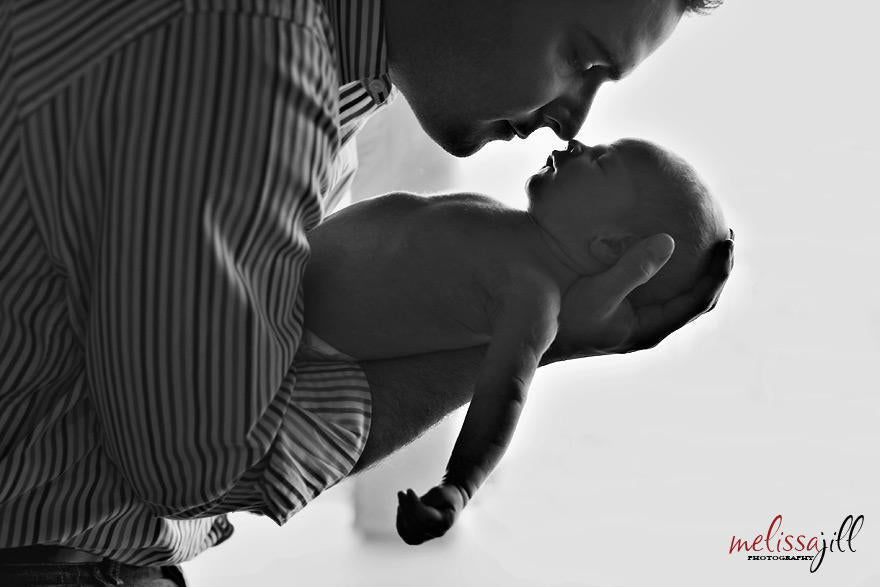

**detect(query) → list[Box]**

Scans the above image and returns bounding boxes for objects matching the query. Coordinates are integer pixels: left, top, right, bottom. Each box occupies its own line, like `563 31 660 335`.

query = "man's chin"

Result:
423 123 496 158
435 134 485 158
409 107 502 157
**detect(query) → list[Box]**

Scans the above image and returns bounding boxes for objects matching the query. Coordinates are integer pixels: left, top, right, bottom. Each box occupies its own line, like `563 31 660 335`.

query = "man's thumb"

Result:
601 233 675 306
643 233 675 267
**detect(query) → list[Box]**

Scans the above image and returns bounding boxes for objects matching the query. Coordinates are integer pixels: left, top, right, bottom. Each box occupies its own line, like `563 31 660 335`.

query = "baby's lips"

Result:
567 139 585 153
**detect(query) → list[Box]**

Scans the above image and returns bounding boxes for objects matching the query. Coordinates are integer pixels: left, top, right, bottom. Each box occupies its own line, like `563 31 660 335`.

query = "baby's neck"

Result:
516 211 603 290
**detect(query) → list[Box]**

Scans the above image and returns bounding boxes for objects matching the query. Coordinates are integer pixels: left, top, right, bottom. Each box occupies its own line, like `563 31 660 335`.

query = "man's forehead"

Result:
558 0 683 79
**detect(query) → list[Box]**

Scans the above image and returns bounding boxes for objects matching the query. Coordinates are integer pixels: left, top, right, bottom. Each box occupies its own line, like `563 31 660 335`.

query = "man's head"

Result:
526 137 727 305
384 0 722 157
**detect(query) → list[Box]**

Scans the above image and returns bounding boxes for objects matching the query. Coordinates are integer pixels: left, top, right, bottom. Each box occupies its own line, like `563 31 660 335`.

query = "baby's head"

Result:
526 138 727 305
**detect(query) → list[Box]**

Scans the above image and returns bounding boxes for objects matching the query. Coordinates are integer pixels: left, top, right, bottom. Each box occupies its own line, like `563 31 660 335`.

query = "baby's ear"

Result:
588 232 641 265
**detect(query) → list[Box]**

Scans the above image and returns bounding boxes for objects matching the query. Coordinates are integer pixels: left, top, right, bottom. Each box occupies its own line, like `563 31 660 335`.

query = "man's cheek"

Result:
491 71 564 120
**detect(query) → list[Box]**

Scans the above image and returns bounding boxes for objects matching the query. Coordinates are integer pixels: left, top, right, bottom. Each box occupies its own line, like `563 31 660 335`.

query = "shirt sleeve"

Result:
84 10 370 525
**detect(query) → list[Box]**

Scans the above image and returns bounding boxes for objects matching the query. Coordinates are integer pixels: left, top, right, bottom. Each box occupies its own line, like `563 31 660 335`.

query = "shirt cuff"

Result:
258 358 372 525
162 358 371 525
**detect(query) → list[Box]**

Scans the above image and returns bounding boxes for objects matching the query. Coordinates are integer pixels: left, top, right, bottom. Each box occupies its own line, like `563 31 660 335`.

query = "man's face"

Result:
386 0 685 157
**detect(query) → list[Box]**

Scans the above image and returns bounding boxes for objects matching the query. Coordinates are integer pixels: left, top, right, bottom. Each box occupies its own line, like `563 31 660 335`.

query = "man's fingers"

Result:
593 233 675 311
629 238 734 351
686 238 734 321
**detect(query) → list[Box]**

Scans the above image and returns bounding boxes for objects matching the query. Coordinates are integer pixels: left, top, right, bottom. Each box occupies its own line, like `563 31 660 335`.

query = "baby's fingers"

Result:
396 490 451 545
403 489 448 529
396 508 427 545
396 490 433 545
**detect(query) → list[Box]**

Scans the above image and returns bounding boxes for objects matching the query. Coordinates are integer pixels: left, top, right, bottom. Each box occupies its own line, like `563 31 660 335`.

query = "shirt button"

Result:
367 79 387 96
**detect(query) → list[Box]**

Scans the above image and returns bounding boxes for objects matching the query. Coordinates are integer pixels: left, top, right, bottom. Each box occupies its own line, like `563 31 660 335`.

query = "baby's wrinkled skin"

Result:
304 138 727 545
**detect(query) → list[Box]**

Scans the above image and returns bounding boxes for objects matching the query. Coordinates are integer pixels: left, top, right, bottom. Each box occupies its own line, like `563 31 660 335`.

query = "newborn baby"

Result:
302 138 727 544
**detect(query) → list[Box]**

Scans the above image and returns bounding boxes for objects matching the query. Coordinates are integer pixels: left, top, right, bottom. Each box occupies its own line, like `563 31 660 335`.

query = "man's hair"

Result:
682 0 724 15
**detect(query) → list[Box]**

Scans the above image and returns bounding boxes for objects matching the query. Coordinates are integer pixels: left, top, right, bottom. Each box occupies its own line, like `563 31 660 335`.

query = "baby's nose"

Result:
582 144 609 161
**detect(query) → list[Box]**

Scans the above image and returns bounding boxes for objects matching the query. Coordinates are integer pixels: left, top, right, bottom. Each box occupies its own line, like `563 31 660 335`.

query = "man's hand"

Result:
542 229 735 364
395 484 467 545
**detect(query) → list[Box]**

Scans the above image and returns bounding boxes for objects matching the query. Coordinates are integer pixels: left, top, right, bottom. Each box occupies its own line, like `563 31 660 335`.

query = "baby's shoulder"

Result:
429 192 506 211
322 191 429 227
358 191 427 212
419 193 511 229
357 191 505 218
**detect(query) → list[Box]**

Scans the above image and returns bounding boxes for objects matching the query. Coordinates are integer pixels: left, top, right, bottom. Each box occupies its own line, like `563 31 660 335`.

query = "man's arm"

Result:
84 12 362 525
354 345 486 474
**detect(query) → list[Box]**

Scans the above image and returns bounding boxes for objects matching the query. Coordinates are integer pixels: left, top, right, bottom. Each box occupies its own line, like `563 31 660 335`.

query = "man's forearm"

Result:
352 346 487 474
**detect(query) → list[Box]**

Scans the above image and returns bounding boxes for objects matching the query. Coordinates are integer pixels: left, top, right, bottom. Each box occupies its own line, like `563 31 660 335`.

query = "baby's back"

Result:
304 192 518 360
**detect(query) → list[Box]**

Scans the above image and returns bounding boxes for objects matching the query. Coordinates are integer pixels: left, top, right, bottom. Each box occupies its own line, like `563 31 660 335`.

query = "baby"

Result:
302 138 728 545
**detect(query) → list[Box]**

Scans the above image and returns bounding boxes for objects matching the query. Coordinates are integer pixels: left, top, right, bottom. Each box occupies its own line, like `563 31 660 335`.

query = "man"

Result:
0 0 732 584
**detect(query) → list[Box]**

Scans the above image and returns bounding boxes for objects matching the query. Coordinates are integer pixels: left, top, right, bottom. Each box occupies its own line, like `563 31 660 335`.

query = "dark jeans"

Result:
0 558 187 586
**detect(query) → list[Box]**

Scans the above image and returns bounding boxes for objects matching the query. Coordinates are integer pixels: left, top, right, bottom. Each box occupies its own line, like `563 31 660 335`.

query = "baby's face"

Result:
527 138 640 223
526 138 655 268
526 138 726 303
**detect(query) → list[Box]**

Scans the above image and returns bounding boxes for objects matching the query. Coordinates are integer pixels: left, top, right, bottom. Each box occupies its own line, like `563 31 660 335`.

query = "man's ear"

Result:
588 232 642 265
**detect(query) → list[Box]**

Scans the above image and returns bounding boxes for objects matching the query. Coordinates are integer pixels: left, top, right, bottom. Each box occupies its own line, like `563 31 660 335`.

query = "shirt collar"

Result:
321 0 389 86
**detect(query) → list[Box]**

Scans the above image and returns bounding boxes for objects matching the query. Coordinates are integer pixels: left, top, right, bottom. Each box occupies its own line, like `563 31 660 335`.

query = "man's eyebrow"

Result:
583 28 623 81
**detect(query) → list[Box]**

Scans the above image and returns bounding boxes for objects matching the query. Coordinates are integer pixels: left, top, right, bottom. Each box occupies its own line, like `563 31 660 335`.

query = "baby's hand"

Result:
395 485 466 545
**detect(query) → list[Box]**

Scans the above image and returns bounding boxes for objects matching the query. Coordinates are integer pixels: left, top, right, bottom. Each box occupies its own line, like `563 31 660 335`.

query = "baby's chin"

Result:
524 170 553 200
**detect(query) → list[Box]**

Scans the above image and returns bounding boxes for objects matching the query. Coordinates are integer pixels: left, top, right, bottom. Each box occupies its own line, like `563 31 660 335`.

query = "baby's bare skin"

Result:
304 191 577 360
305 141 729 544
304 191 576 545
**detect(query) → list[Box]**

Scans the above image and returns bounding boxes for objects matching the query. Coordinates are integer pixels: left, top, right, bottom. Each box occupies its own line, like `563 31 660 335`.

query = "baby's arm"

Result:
396 271 560 545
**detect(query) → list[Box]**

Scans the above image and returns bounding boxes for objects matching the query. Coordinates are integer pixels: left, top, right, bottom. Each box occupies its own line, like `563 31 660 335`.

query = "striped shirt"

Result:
0 0 394 566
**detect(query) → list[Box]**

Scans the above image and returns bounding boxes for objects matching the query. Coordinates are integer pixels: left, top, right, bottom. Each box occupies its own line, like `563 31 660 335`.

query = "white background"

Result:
185 1 880 585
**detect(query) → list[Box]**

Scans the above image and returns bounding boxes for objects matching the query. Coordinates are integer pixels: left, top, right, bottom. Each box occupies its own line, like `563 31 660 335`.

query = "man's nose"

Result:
548 73 605 141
